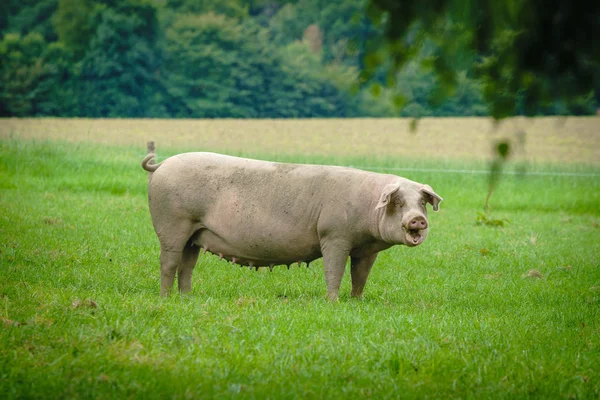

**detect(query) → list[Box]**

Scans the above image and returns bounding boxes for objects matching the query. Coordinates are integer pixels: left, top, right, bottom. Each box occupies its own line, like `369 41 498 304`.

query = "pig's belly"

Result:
191 228 322 267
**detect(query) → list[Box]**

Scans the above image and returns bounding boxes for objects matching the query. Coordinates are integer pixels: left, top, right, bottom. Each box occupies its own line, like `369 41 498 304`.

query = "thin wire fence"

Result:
351 166 600 177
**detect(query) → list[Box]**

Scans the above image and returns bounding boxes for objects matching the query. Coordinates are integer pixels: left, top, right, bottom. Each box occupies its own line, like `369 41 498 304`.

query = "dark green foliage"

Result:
0 0 58 41
162 14 272 118
267 0 371 66
0 32 75 116
0 33 42 116
0 0 596 117
78 4 163 117
364 0 599 118
34 41 79 116
164 0 249 19
52 0 95 58
160 13 358 118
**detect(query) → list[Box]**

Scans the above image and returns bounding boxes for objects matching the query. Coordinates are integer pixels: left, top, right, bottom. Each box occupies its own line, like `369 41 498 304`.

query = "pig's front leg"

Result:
350 253 378 298
320 238 351 301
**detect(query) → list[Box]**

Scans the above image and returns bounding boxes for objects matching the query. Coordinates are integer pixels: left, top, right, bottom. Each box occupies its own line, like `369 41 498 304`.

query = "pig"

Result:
141 142 442 300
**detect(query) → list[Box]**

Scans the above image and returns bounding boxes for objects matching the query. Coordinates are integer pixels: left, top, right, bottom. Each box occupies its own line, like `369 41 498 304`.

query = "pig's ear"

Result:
376 183 401 209
421 185 442 212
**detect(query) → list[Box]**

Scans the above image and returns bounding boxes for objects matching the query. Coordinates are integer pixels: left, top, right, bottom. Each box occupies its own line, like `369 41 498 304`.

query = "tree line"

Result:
1 0 596 118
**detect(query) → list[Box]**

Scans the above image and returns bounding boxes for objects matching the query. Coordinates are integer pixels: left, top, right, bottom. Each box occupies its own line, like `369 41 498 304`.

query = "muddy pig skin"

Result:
142 143 442 300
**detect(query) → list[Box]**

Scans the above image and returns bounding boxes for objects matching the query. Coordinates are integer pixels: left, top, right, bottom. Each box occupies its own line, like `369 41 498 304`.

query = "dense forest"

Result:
1 0 597 118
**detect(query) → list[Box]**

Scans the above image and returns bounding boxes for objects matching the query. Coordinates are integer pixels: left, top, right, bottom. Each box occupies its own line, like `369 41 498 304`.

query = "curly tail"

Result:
141 141 161 172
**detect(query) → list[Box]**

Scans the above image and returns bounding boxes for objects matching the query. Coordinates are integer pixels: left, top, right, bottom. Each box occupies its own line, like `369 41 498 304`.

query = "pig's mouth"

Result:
405 229 425 246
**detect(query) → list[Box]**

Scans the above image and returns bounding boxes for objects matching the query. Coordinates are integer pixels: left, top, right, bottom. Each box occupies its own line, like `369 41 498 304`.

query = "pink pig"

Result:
142 143 442 300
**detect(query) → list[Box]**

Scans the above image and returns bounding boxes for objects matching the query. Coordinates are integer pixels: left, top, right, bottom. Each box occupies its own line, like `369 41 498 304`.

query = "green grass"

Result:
1 138 599 399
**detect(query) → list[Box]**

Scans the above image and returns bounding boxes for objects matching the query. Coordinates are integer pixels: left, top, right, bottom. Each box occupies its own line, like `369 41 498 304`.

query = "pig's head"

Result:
375 179 442 247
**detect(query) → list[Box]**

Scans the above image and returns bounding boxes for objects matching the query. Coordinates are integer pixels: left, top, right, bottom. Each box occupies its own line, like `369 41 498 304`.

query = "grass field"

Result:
1 118 599 399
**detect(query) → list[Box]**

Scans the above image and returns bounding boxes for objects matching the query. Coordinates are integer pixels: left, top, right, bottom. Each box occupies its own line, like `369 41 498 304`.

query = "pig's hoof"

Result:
326 294 339 302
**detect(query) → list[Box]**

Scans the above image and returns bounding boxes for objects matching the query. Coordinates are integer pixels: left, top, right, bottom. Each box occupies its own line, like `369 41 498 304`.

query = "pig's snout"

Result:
402 215 428 246
407 216 428 231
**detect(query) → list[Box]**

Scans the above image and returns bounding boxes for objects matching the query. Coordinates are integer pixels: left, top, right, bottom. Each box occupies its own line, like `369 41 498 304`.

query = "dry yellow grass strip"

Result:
1 117 598 164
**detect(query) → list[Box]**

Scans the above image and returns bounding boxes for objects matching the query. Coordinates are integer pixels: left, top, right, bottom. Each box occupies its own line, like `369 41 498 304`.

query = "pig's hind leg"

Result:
156 221 197 296
159 247 181 296
178 243 200 293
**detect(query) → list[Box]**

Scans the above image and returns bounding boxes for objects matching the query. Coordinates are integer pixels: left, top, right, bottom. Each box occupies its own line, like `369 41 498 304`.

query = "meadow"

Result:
1 117 599 399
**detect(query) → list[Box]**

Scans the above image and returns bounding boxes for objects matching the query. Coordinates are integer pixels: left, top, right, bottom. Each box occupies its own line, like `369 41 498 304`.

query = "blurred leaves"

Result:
496 142 510 159
484 140 511 211
475 212 509 227
363 0 600 118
